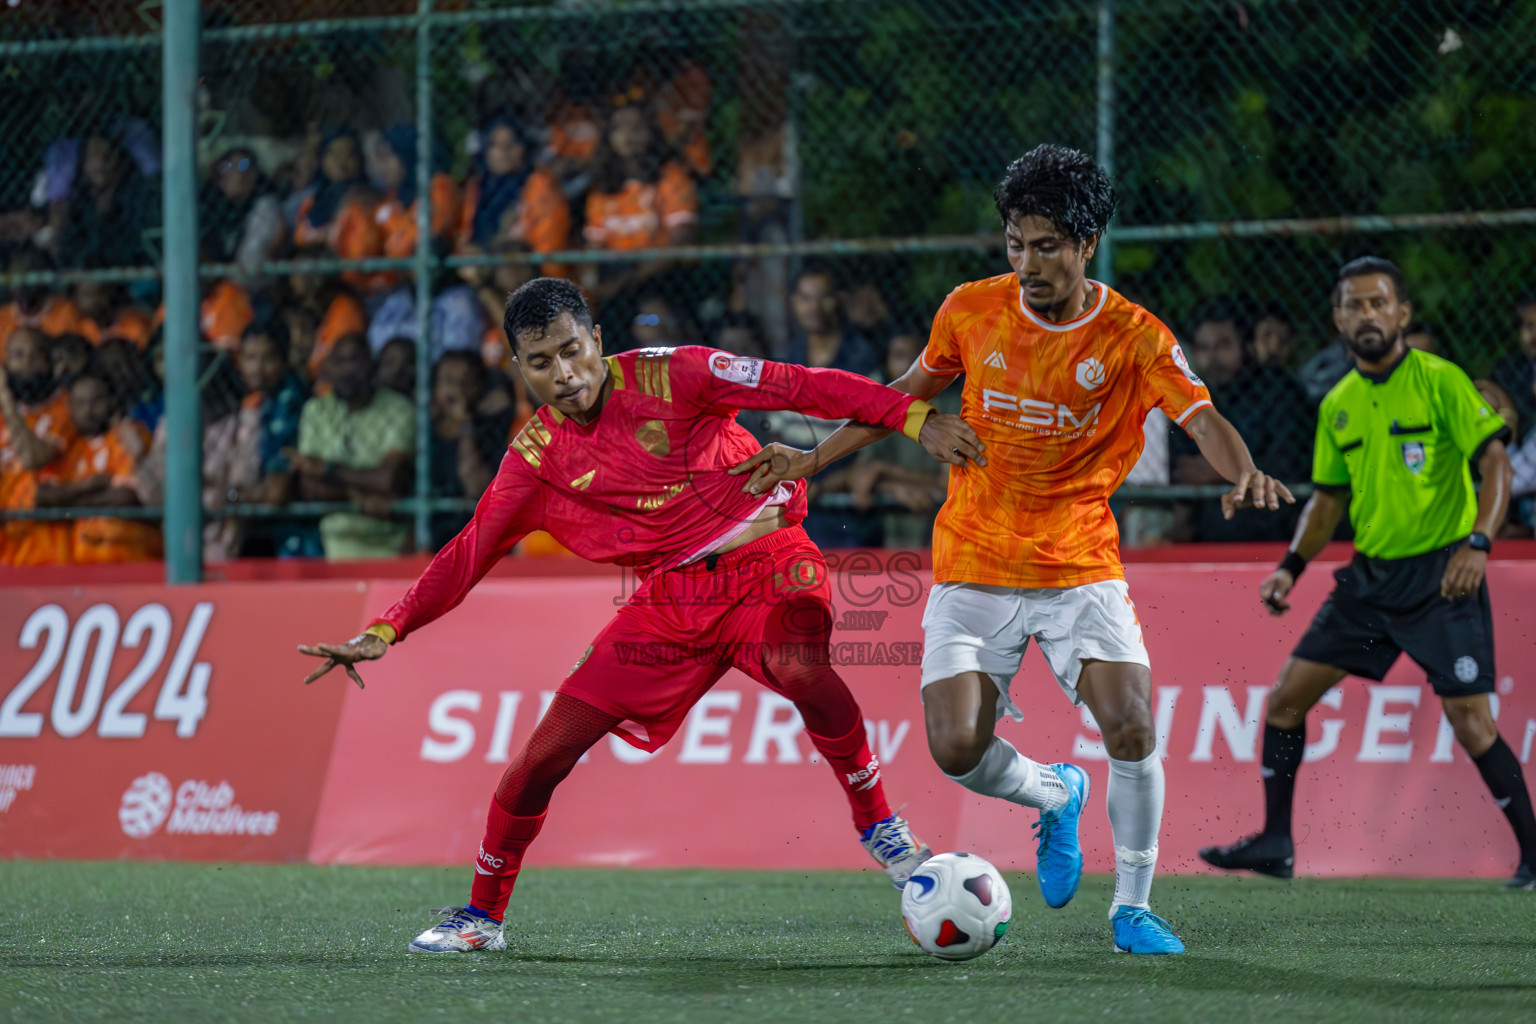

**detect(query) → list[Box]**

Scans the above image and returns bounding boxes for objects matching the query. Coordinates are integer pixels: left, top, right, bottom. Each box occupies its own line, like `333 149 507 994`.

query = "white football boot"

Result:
407 906 507 953
860 814 933 888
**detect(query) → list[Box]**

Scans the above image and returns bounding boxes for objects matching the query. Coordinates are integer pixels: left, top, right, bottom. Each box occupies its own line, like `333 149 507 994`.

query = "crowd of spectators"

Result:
2 63 1534 563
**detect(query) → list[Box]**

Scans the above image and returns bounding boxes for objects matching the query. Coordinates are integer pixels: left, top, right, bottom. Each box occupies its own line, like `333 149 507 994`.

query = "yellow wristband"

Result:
364 623 397 645
901 399 937 442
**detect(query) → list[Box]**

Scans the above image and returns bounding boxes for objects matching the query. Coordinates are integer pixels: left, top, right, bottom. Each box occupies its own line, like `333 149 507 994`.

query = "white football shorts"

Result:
919 579 1150 721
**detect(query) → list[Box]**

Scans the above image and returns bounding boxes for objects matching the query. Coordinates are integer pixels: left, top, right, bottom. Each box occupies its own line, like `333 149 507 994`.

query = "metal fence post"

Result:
1094 0 1116 287
413 0 435 552
163 0 202 583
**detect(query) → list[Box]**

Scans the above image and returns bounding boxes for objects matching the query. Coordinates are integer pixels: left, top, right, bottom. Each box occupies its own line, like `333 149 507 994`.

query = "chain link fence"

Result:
3 0 1534 569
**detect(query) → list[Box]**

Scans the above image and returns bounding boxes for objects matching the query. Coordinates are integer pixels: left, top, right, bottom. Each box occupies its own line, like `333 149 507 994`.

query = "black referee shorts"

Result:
1291 542 1496 697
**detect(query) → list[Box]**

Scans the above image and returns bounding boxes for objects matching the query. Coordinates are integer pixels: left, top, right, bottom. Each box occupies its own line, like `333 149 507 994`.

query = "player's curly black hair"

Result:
503 276 595 351
993 144 1117 244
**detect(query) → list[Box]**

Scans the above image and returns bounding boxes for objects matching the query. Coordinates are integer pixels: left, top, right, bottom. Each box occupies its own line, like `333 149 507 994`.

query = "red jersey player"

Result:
300 277 979 954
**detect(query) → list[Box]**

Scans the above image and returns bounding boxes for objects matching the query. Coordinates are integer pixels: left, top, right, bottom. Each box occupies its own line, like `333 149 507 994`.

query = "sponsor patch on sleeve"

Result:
1169 343 1205 386
709 352 763 387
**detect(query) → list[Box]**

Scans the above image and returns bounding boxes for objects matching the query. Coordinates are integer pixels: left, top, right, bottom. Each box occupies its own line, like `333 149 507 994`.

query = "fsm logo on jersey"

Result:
119 772 280 839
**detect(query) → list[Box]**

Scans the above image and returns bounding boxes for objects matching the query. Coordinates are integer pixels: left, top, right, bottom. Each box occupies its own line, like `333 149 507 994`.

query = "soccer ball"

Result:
900 852 1012 961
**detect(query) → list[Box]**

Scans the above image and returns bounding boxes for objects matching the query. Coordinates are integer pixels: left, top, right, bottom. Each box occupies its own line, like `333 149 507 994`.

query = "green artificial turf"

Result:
1 862 1532 1023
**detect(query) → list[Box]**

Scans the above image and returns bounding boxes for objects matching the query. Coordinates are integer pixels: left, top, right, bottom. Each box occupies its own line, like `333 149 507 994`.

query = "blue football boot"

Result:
1111 906 1186 955
1033 762 1089 908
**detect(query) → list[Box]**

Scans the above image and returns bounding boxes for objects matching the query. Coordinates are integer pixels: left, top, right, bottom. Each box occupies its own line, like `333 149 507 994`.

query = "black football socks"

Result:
1261 722 1306 840
1473 737 1536 867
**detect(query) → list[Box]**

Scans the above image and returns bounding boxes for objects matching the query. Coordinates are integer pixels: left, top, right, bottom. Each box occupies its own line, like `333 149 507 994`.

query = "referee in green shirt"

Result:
1201 257 1536 888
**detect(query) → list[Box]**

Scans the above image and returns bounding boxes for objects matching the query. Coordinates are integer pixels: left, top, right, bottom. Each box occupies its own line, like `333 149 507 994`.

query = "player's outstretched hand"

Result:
298 632 388 689
1440 546 1487 601
730 443 817 495
1259 568 1295 615
919 413 986 468
1222 469 1295 519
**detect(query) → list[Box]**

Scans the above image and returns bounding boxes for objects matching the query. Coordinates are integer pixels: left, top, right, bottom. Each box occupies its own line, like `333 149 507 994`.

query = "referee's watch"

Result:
1467 532 1493 554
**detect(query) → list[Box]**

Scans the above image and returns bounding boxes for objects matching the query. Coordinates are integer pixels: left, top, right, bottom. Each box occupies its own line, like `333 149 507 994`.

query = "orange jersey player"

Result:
298 278 982 955
738 144 1294 956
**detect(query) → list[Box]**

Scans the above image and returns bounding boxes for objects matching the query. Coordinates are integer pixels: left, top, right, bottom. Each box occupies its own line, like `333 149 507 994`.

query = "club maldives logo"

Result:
119 772 280 839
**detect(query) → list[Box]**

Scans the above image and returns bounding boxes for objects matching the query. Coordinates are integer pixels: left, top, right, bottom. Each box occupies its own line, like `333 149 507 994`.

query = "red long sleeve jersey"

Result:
375 346 932 641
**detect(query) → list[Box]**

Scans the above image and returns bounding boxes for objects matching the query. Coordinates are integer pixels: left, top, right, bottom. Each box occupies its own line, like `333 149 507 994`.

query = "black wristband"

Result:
1279 550 1308 579
1467 532 1493 554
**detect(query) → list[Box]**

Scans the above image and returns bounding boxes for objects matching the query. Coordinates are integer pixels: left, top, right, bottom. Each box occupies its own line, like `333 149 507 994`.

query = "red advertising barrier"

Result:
0 584 366 861
4 559 1535 877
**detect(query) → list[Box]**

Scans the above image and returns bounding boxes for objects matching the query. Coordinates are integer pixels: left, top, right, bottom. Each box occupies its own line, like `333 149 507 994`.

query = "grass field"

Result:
2 862 1532 1023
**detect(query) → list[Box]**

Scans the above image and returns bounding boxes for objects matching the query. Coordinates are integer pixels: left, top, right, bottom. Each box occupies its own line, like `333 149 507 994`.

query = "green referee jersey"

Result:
1313 349 1510 560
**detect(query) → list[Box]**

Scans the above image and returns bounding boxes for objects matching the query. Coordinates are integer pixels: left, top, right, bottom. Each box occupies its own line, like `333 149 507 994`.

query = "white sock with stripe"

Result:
945 736 1068 813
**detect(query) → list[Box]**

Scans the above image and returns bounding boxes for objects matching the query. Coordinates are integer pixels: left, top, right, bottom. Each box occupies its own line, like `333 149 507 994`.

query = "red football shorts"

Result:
558 524 833 752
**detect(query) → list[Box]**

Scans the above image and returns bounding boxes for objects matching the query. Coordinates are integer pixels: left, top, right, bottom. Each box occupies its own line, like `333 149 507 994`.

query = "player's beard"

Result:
1022 283 1064 319
1344 324 1400 363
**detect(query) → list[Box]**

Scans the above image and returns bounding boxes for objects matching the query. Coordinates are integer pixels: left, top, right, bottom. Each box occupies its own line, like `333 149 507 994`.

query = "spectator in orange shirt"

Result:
373 125 462 261
291 130 381 279
200 278 255 351
0 247 87 360
0 328 74 565
457 116 571 268
545 63 604 198
36 371 160 563
583 102 699 306
652 60 713 178
585 103 699 252
1 328 70 466
71 279 154 349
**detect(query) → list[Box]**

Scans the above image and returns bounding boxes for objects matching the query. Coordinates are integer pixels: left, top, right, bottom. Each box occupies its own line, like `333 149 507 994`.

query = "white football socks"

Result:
945 736 1069 813
1107 749 1165 915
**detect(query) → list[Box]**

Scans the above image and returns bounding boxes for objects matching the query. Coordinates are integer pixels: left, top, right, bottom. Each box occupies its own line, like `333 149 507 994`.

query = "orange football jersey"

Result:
42 427 161 563
921 274 1212 588
0 389 76 566
583 162 697 251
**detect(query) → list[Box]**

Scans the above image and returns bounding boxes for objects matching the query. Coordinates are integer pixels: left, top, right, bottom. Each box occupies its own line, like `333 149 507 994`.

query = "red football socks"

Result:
805 716 892 830
470 693 619 921
468 800 546 922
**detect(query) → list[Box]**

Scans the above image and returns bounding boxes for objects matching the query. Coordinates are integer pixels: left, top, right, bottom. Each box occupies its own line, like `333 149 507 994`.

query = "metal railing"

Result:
2 0 1531 579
